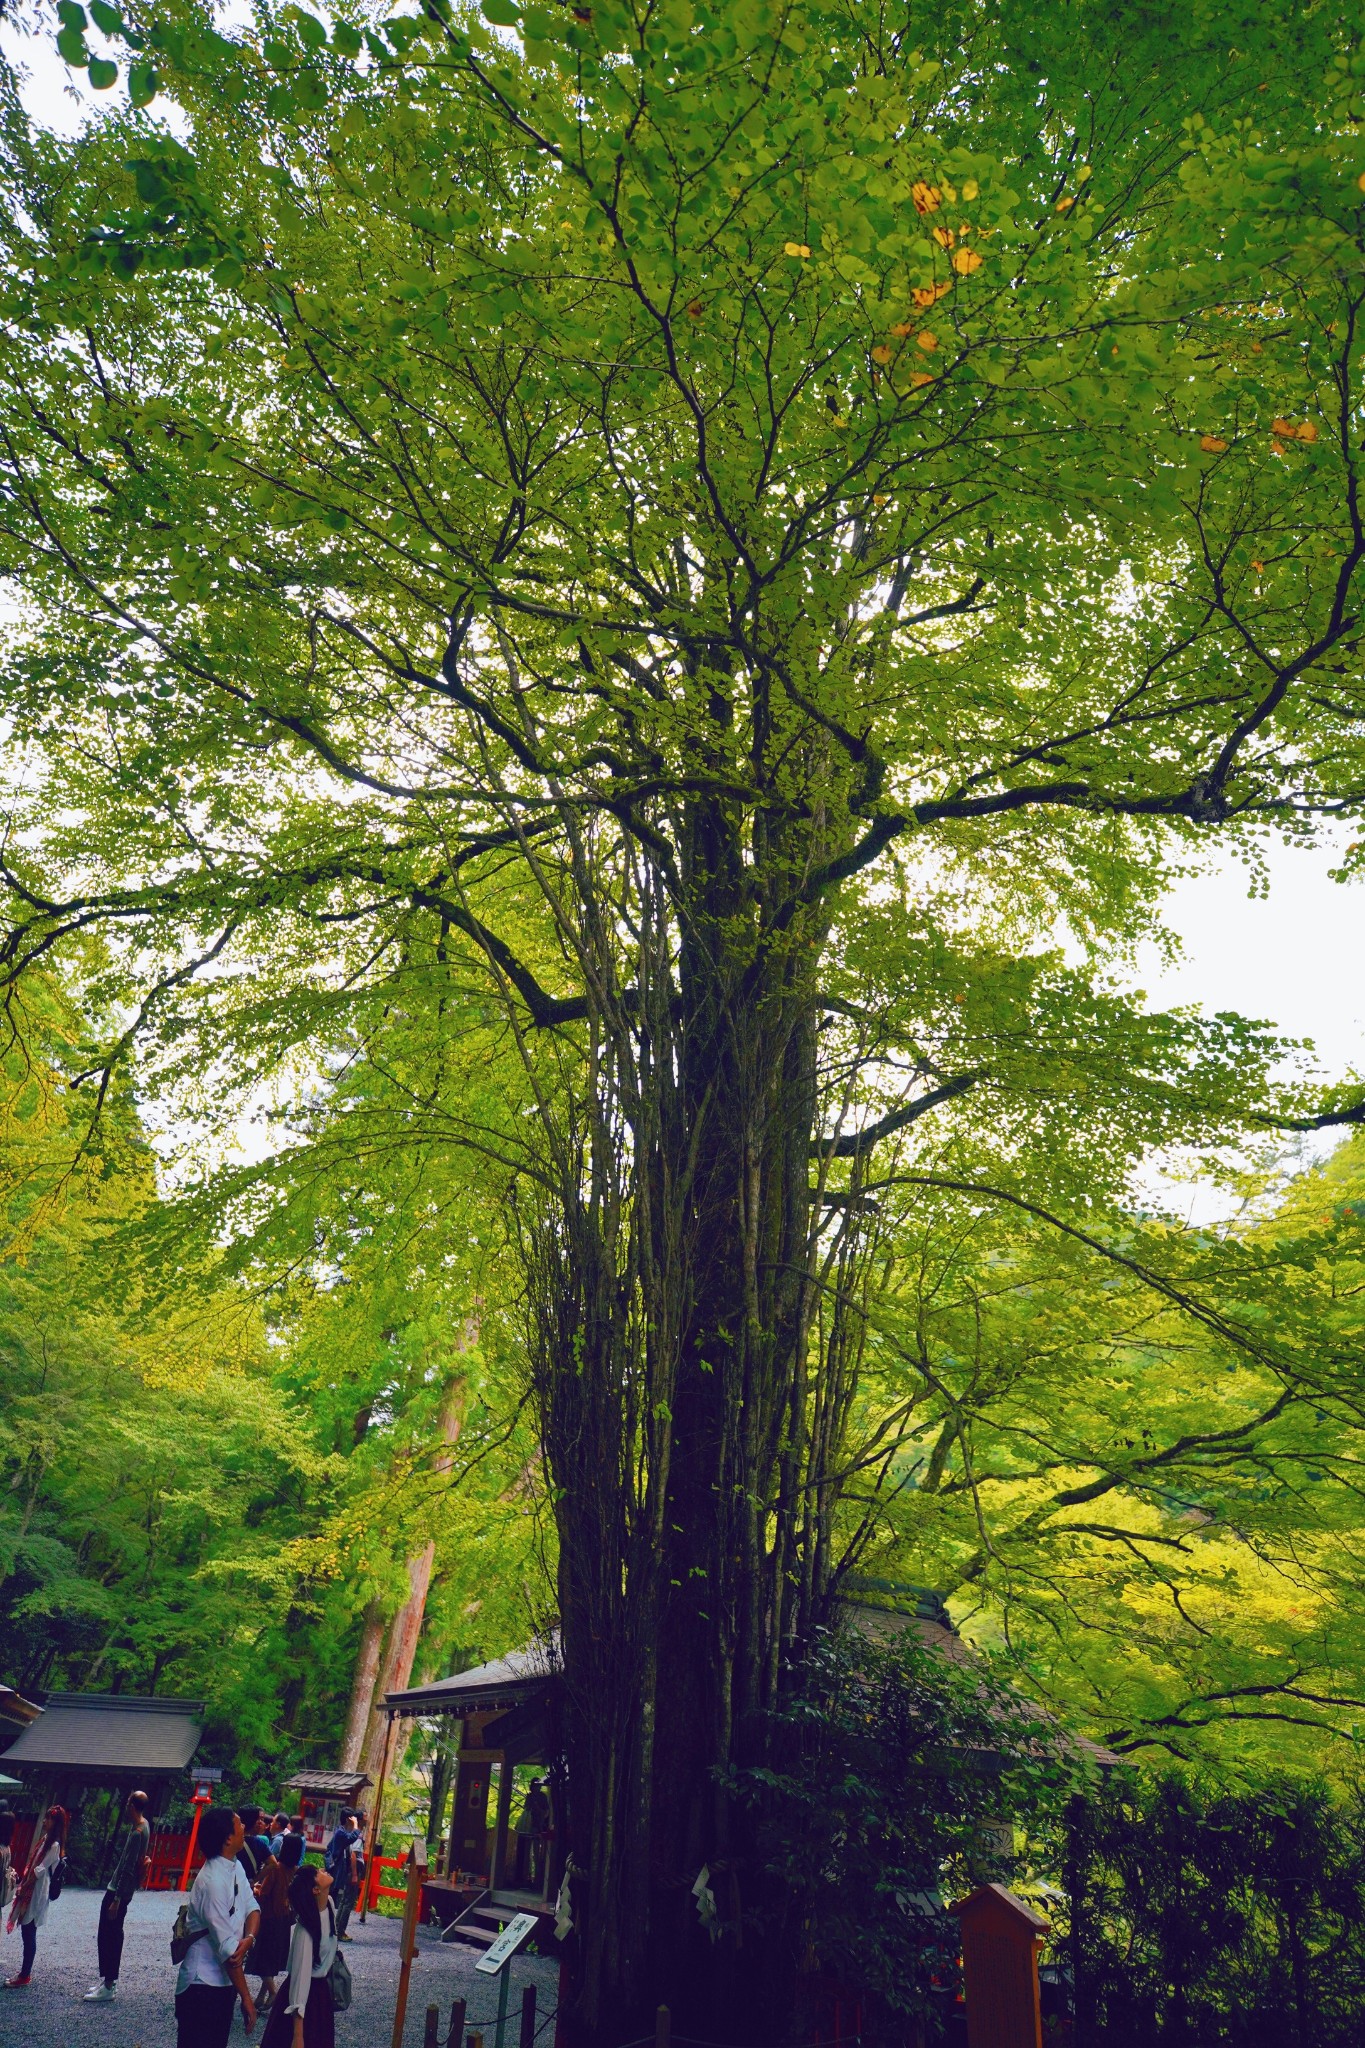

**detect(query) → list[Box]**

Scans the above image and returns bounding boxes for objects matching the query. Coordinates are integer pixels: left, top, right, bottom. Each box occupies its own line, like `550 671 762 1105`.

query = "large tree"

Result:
3 1 1365 2034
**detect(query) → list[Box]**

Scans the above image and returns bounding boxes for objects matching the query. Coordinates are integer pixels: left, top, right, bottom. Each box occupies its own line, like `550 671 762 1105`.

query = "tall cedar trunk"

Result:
541 795 843 2046
339 1601 387 1774
354 1370 469 1788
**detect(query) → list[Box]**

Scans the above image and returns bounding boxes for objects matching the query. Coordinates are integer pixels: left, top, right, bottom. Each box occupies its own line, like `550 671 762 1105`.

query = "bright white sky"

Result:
6 21 1365 1185
1138 832 1364 1087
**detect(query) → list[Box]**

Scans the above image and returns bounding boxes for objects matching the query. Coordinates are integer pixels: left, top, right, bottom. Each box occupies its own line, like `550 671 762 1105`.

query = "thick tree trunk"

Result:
537 802 847 2046
339 1601 386 1774
361 1540 438 1786
350 1370 470 1789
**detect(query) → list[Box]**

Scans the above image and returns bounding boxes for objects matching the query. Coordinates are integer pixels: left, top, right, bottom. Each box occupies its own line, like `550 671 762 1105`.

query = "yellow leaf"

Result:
933 279 953 300
872 493 889 505
911 287 937 308
911 182 941 214
784 241 811 259
871 343 895 365
830 414 848 429
1358 172 1365 192
1056 195 1074 212
686 300 704 319
931 225 955 248
1271 417 1295 437
909 371 936 388
1199 434 1228 453
889 321 915 338
962 178 979 201
1252 560 1264 572
916 331 938 351
951 248 983 275
1077 165 1092 183
1296 420 1319 442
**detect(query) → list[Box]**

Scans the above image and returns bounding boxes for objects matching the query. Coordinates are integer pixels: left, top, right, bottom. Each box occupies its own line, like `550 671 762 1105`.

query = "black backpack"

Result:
48 1856 68 1902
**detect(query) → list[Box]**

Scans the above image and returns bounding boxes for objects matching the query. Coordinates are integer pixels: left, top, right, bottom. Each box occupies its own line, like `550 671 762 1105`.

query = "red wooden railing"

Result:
147 1827 203 1891
365 1853 409 1906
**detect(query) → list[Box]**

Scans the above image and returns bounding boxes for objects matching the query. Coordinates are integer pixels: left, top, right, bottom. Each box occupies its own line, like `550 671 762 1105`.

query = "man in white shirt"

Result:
174 1807 259 2047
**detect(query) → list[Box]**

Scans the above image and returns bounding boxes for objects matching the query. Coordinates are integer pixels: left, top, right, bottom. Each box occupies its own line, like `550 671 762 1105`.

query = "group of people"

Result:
177 1804 349 2048
0 1791 366 2047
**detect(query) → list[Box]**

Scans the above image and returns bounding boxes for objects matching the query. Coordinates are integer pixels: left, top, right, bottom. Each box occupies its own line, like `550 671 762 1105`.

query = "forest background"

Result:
3 0 1365 2032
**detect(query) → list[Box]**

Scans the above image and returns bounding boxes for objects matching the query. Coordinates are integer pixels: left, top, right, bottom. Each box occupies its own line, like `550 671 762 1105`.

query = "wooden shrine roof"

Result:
284 1770 373 1795
383 1640 557 1721
2 1693 204 1777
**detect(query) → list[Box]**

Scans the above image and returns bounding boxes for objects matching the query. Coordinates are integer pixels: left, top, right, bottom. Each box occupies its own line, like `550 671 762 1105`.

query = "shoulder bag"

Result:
327 1946 353 2013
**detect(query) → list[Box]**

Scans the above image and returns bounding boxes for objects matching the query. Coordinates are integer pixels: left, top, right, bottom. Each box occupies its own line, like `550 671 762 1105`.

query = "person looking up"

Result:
85 1786 151 2002
261 1860 337 2048
253 1831 304 2016
324 1812 362 1942
174 1806 259 2048
4 1806 67 1991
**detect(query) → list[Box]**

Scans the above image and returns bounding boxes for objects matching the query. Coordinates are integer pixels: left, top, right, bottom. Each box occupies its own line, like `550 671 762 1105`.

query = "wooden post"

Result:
493 1962 512 2048
390 1838 430 2048
446 1998 467 2048
424 2007 440 2048
468 2033 485 2048
490 1754 514 1893
362 1711 398 1924
655 2006 671 2048
518 1983 537 2048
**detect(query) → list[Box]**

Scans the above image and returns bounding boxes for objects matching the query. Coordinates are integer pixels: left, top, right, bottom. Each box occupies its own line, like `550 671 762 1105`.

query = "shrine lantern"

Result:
949 1883 1050 2048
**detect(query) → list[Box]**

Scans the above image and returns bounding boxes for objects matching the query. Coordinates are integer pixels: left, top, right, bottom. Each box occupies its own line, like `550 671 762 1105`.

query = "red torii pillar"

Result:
949 1884 1050 2048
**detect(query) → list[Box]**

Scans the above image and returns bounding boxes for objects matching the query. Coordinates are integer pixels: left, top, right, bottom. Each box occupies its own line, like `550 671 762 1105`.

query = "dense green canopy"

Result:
2 0 1365 2033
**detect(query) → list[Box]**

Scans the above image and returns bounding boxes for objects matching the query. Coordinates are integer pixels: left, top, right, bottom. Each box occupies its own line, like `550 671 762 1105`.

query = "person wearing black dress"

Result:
253 1835 303 2014
261 1863 337 2048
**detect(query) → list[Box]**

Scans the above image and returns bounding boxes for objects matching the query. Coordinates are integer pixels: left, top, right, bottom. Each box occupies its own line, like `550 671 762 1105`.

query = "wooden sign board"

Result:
475 1912 539 1975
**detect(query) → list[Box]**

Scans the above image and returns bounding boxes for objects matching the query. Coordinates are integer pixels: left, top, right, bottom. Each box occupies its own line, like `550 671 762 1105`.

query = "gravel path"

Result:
0 1887 559 2048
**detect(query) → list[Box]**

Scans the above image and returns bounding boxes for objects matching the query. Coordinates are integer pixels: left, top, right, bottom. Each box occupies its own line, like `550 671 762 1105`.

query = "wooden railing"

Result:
365 1852 411 1907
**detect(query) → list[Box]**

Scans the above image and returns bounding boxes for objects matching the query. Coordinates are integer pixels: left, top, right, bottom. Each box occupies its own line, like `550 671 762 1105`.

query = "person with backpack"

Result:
324 1813 362 1942
3 1806 67 1990
84 1786 151 2003
173 1806 260 2047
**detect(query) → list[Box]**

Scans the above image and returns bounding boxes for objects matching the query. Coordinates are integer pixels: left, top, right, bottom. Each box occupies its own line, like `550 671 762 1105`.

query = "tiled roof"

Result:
384 1640 557 1718
2 1694 203 1775
284 1771 373 1794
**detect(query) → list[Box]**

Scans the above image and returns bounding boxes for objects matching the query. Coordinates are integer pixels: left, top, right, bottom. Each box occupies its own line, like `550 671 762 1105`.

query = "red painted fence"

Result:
366 1854 409 1906
147 1826 203 1891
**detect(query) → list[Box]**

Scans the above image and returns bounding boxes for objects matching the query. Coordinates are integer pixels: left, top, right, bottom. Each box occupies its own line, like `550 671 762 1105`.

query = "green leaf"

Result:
481 0 520 23
286 7 327 49
331 21 362 57
55 24 89 65
127 61 159 106
54 0 87 29
88 0 124 34
87 56 118 88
